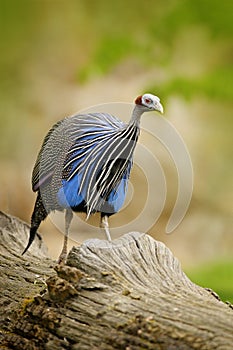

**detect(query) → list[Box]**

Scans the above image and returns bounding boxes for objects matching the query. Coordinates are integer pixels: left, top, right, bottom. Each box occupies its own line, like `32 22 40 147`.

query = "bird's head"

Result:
135 93 163 114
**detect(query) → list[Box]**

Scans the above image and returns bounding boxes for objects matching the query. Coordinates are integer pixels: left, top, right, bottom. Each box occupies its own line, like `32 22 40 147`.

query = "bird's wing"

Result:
61 118 139 216
84 124 139 216
32 113 126 193
32 119 65 191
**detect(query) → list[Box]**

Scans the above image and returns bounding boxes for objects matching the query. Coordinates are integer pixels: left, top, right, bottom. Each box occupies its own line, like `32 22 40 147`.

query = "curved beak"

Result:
155 101 164 114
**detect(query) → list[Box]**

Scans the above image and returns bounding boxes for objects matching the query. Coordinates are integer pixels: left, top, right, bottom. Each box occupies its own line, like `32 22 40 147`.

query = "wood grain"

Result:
0 211 232 349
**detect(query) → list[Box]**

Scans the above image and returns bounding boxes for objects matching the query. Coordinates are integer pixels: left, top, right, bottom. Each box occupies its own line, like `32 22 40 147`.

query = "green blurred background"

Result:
0 0 232 302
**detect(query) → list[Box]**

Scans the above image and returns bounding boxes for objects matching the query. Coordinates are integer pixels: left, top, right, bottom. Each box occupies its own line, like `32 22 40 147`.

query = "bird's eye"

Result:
145 98 152 104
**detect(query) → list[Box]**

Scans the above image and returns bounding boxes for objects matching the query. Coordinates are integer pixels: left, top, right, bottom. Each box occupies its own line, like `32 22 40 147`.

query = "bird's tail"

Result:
22 226 38 255
22 191 48 255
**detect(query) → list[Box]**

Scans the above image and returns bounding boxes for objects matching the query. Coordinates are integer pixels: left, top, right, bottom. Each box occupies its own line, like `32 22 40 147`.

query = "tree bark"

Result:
0 211 232 350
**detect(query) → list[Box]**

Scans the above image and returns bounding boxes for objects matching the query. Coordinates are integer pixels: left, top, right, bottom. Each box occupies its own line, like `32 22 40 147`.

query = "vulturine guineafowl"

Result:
23 93 163 262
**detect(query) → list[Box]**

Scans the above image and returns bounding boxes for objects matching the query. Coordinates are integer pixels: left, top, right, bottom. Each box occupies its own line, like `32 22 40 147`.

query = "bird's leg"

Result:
100 215 112 241
58 209 73 264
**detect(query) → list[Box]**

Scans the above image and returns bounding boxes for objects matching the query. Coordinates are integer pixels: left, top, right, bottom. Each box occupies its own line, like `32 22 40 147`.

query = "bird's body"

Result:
23 93 163 262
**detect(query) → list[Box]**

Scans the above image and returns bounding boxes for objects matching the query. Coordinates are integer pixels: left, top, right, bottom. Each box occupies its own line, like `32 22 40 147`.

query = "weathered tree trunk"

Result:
0 211 233 350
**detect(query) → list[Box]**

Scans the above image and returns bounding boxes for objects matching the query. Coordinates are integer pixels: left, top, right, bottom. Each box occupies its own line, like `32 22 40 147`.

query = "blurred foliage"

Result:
0 0 232 97
186 261 233 303
1 0 232 165
149 65 233 101
76 0 233 92
77 35 136 83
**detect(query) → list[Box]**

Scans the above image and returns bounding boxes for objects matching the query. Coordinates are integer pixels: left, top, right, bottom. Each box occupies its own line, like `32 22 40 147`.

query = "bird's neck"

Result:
129 105 144 127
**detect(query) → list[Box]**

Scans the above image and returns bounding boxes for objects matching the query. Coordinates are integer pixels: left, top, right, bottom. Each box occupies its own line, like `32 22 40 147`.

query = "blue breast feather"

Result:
57 116 132 215
57 168 130 215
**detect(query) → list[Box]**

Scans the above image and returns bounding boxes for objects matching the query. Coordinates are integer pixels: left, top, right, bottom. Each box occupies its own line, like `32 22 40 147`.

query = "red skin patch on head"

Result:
135 95 142 105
